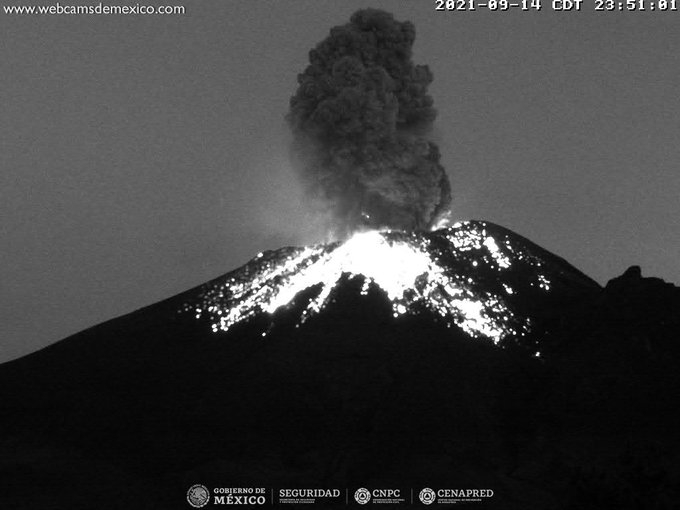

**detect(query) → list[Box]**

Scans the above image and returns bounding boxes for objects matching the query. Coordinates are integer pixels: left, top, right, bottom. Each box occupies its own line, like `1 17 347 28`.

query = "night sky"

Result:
2 1 679 362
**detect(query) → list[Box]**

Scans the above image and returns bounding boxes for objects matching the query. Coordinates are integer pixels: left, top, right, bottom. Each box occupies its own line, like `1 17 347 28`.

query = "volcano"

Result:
1 221 679 509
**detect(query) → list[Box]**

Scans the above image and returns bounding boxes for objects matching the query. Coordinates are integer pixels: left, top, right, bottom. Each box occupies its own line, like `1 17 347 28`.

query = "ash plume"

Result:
287 9 452 238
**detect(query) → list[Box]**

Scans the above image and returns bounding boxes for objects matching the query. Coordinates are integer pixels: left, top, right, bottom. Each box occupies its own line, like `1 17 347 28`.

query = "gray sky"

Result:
2 1 679 362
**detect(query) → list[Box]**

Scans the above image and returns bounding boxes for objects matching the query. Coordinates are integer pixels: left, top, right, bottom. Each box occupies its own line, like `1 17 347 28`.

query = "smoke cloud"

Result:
287 9 452 238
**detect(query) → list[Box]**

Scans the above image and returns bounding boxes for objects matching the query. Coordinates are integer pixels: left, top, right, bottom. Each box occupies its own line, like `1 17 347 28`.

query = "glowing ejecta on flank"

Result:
183 221 554 344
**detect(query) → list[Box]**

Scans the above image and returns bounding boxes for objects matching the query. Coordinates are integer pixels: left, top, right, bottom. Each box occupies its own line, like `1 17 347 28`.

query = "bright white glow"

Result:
268 231 437 306
430 213 452 231
483 236 511 269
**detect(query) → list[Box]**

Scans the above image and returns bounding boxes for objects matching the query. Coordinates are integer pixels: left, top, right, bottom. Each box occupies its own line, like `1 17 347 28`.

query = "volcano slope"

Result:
0 221 678 509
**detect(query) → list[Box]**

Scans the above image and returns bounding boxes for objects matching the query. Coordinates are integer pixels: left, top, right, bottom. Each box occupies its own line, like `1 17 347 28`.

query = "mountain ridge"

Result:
0 220 678 509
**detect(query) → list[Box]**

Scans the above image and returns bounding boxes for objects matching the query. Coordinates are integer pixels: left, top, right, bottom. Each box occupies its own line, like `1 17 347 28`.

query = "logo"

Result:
187 484 210 508
354 488 371 505
419 488 436 505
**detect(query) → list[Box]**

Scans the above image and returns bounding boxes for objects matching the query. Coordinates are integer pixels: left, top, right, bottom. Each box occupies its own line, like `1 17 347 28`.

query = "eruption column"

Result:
288 9 452 237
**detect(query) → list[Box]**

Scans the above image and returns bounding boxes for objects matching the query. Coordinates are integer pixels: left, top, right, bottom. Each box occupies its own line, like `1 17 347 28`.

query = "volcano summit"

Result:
182 220 597 350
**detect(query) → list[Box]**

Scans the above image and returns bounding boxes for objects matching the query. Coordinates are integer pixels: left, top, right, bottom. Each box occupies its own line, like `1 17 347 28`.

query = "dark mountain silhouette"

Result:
0 220 678 509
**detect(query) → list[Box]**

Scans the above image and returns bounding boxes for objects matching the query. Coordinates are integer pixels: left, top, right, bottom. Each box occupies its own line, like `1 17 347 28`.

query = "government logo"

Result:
419 488 436 505
354 488 371 505
187 484 210 508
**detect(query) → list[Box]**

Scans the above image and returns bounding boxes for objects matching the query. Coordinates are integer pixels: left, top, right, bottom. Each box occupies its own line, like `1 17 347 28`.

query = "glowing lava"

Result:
182 221 559 344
